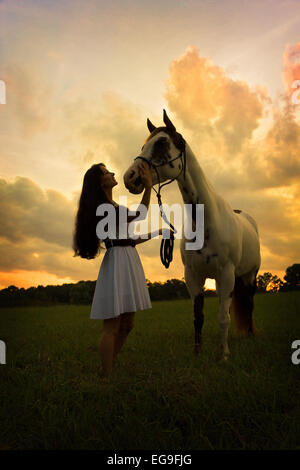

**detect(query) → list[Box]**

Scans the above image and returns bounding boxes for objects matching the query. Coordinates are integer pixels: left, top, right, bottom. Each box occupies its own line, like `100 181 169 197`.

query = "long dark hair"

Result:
73 163 108 259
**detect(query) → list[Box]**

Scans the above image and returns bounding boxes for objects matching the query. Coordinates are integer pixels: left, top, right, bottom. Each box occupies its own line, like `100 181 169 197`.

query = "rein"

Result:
134 139 186 268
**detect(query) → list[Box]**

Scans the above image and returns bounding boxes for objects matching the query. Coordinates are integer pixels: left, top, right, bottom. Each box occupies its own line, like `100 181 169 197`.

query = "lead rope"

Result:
135 139 186 268
156 192 175 268
152 141 186 269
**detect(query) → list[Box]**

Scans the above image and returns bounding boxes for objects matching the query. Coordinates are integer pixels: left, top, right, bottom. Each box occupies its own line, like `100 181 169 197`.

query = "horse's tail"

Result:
230 275 257 335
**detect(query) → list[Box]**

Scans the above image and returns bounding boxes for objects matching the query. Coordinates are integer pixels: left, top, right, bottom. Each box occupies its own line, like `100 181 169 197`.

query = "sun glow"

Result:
205 278 216 290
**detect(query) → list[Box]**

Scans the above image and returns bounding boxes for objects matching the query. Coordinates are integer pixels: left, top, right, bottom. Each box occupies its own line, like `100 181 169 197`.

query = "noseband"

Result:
133 138 187 268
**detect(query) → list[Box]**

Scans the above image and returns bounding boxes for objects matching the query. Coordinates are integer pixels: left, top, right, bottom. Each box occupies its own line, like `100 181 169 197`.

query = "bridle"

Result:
134 136 187 268
134 139 186 192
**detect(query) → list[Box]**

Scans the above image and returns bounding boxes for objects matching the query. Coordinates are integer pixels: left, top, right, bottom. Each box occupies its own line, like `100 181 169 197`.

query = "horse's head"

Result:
123 110 186 194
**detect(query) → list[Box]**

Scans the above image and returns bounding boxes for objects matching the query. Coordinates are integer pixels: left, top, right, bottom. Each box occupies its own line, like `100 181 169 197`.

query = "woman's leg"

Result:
113 312 135 361
99 316 121 377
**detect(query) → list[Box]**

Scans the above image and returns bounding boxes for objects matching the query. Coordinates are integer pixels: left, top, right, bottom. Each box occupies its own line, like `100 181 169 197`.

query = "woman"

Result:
73 162 165 380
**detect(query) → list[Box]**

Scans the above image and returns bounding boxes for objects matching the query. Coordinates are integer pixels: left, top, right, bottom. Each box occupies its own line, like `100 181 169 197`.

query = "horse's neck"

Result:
177 144 220 224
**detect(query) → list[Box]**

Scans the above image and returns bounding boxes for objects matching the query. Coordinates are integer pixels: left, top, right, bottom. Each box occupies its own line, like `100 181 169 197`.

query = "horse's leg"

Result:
217 264 235 360
193 292 205 355
185 266 205 355
233 269 258 334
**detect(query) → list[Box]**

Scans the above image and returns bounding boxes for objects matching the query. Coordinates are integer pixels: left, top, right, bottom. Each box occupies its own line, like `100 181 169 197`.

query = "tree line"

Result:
0 264 299 308
256 264 300 293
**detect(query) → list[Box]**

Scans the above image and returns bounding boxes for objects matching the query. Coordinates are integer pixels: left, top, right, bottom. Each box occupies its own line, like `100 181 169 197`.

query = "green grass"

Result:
0 292 300 450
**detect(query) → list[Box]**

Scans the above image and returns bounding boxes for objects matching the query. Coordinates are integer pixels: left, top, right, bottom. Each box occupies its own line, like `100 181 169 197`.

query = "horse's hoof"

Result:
194 344 201 355
221 353 230 362
217 350 230 362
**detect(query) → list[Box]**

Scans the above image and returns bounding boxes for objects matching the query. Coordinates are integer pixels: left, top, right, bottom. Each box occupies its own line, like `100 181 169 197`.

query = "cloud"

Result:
211 103 300 192
282 42 300 94
2 64 52 138
256 104 300 187
164 46 300 192
0 176 75 247
165 46 267 154
62 92 149 173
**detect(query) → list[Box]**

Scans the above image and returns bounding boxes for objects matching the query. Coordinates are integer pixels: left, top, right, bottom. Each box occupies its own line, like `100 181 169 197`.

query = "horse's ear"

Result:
147 118 156 133
163 109 176 132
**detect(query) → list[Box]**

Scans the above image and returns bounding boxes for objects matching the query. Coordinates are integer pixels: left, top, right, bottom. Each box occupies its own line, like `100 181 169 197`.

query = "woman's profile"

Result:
73 162 166 381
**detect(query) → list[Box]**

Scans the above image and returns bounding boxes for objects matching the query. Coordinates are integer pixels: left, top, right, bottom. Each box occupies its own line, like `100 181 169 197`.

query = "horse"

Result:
123 110 261 360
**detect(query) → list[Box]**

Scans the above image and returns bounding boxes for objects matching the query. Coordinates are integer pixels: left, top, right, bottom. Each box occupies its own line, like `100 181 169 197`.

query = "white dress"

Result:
90 205 152 319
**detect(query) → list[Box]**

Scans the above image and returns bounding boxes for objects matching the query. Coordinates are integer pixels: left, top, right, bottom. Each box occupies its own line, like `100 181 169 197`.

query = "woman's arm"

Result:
139 186 151 212
133 228 162 245
133 228 174 245
127 162 152 223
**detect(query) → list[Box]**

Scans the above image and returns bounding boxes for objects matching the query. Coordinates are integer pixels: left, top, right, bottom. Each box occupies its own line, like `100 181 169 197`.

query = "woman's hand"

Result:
138 162 152 189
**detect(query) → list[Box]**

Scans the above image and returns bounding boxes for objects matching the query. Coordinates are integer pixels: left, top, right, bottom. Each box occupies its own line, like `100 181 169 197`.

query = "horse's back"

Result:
234 210 260 276
237 210 259 235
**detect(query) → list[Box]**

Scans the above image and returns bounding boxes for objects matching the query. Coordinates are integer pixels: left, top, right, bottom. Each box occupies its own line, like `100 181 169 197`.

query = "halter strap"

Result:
134 143 186 175
134 140 186 192
133 140 186 268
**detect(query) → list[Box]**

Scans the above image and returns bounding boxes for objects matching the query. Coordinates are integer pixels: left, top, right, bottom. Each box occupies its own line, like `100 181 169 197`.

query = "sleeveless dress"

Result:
90 205 152 319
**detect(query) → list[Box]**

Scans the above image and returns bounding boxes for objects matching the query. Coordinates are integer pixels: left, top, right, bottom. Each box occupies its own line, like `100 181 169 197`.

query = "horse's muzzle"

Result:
134 176 142 187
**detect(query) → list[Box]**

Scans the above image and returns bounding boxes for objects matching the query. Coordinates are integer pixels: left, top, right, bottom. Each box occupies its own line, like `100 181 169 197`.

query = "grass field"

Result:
0 292 299 450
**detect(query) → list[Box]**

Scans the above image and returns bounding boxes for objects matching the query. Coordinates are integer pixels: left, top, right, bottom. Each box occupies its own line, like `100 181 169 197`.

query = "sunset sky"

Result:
0 0 299 290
